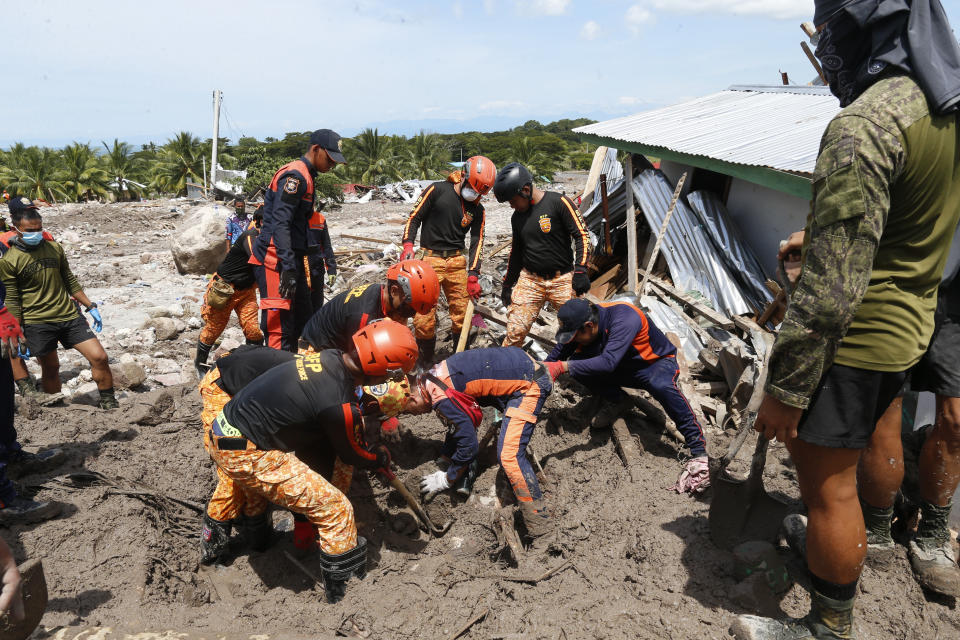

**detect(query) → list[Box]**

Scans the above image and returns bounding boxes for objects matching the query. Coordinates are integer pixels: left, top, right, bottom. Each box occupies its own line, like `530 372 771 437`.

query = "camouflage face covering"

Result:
814 11 876 107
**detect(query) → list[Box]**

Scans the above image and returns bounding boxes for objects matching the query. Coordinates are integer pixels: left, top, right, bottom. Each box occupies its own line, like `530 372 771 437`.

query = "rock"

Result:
144 317 178 341
126 389 175 425
113 361 147 389
149 358 180 374
140 253 152 264
118 352 137 365
146 307 172 319
152 373 183 387
729 573 783 617
170 204 227 275
732 541 791 594
70 382 101 407
187 317 202 329
173 318 187 333
167 303 184 318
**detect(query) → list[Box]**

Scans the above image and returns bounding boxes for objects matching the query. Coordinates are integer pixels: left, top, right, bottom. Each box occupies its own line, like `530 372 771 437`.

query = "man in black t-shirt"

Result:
194 209 264 376
205 319 417 602
493 162 591 347
299 259 439 354
400 156 495 365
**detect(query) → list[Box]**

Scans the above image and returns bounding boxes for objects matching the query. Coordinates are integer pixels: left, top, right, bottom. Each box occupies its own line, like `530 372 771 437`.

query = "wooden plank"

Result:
695 380 729 395
473 304 556 348
611 418 644 483
339 233 392 245
489 237 513 259
625 154 638 293
638 268 735 330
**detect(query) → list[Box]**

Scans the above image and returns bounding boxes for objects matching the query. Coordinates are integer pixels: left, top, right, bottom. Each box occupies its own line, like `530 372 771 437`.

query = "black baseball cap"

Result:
556 298 593 344
7 196 38 214
310 129 346 164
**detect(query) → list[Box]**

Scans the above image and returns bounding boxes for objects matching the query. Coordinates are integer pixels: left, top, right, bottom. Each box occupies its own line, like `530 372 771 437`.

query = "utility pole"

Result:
211 89 222 198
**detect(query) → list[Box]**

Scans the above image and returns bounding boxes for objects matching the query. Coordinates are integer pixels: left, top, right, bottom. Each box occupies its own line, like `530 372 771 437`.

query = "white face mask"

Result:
460 184 480 202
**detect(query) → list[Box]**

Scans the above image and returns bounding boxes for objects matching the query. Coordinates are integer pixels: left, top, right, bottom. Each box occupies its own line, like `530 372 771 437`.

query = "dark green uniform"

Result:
768 74 960 408
0 241 82 324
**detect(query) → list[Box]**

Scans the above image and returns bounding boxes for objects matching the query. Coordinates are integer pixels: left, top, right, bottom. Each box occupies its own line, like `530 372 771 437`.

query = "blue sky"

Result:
2 0 959 148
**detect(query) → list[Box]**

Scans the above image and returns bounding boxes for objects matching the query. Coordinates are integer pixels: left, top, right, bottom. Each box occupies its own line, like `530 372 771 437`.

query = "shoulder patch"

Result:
283 177 301 195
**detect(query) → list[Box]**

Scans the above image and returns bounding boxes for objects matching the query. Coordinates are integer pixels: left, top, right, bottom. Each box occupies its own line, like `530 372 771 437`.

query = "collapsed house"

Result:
571 83 945 435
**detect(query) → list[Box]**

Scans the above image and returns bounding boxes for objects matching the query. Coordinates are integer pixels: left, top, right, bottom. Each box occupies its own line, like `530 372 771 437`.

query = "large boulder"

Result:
170 204 227 275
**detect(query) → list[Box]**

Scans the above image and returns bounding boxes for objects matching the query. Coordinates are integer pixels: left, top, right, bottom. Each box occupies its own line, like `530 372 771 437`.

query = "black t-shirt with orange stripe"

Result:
222 349 377 467
505 191 590 283
401 180 485 275
299 283 386 352
215 227 259 289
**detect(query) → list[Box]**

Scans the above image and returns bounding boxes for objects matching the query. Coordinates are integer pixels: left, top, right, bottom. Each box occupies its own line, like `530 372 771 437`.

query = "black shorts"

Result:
24 315 96 358
796 363 907 449
911 304 960 398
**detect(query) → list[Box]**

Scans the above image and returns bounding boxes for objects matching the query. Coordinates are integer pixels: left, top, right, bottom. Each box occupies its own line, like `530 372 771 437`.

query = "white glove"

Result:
420 470 451 496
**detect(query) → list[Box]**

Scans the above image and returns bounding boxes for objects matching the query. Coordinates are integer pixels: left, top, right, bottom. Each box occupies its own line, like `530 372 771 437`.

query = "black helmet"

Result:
493 162 533 203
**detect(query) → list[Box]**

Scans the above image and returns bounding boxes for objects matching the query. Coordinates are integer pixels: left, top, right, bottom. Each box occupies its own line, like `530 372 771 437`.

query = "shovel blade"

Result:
0 559 48 640
709 472 791 550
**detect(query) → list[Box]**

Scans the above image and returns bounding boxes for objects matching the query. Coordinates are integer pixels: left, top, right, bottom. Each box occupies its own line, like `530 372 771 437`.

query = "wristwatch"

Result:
86 303 98 311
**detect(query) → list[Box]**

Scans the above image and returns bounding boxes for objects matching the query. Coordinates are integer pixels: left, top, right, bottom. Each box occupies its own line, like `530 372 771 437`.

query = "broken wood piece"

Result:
621 389 686 445
448 607 490 640
474 304 556 348
611 418 645 483
492 506 524 568
698 349 722 375
339 233 393 245
489 237 513 259
495 559 573 585
695 380 729 395
638 269 735 330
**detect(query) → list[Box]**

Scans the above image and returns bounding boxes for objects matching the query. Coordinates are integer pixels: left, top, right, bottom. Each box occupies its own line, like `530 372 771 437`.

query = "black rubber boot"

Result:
98 387 119 410
195 340 213 378
730 590 856 639
241 512 273 552
453 458 479 496
416 337 436 372
318 536 368 604
200 513 232 565
245 337 264 346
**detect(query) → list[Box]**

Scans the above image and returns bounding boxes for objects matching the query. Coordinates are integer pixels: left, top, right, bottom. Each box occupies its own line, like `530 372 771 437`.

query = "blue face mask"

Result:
20 231 44 246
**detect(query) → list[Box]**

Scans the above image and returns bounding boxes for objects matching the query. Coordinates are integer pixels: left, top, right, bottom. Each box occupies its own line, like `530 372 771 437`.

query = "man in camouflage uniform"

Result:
732 1 960 639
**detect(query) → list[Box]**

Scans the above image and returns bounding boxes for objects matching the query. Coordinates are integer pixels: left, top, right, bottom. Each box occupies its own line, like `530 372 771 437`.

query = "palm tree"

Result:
402 131 449 180
150 132 205 195
0 146 67 202
511 136 557 181
62 142 110 202
102 139 147 200
343 128 402 186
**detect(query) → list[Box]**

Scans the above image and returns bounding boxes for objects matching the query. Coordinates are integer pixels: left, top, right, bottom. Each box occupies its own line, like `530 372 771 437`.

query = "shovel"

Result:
708 332 791 550
0 559 48 640
377 467 453 537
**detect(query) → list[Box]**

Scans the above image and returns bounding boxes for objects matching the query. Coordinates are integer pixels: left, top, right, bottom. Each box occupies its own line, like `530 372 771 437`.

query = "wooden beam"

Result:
625 154 638 293
473 304 556 348
611 418 645 483
638 268 735 330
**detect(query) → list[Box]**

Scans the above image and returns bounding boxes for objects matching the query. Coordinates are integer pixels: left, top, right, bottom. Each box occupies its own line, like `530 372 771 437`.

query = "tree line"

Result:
0 118 597 205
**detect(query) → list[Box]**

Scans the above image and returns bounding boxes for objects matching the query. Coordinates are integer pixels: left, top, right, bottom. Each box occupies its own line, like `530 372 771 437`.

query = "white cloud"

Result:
484 0 496 15
626 5 654 34
477 100 528 113
618 96 643 105
580 20 600 40
452 1 464 19
516 0 571 16
644 1 812 20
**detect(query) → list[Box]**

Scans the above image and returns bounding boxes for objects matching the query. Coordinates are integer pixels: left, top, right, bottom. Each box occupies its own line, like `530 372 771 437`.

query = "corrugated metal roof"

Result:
573 85 841 177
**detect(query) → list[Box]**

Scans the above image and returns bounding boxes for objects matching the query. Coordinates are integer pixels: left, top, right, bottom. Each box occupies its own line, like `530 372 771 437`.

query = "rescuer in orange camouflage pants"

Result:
199 279 263 346
200 369 269 524
413 253 469 342
502 269 574 347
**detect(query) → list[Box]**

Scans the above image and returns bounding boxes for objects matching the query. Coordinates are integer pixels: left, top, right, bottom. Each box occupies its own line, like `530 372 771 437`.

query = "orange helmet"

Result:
386 259 440 314
352 318 418 377
362 377 412 417
463 155 496 198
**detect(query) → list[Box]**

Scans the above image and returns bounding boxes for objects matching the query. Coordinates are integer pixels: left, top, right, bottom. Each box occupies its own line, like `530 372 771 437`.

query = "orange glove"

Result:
380 416 401 443
400 243 415 261
293 520 317 550
467 275 481 300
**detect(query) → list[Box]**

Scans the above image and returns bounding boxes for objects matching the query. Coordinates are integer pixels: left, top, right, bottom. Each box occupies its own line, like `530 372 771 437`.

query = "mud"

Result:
2 196 959 640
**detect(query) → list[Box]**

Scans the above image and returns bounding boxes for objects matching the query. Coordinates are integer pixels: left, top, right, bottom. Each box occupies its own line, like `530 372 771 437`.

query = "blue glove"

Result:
18 344 30 359
88 307 103 332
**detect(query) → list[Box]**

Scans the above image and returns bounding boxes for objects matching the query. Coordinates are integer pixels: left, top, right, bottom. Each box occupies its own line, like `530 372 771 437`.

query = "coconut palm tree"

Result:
402 131 450 180
0 146 67 202
150 132 205 195
62 142 110 202
343 128 402 186
510 136 557 182
102 139 147 201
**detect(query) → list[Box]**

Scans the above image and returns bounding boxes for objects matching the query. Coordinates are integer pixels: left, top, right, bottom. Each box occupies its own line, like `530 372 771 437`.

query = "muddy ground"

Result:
3 188 960 639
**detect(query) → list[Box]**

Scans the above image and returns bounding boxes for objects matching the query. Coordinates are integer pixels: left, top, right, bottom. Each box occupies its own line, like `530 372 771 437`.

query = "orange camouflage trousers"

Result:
203 410 358 554
199 276 263 345
413 253 469 340
502 269 574 347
